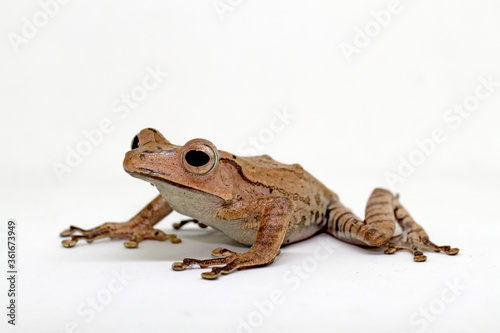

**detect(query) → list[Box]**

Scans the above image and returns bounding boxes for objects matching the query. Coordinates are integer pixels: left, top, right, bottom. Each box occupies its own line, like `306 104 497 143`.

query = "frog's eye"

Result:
182 139 218 175
185 150 210 167
131 135 140 150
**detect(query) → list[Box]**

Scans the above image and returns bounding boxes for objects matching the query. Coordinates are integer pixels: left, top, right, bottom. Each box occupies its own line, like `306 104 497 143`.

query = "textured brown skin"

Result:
61 128 459 279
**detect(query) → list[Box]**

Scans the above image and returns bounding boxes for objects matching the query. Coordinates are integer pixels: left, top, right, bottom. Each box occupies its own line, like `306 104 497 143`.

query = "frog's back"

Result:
238 154 310 187
228 154 338 244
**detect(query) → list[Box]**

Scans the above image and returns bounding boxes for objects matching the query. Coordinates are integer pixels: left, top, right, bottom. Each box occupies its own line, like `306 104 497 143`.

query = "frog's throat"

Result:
128 167 224 200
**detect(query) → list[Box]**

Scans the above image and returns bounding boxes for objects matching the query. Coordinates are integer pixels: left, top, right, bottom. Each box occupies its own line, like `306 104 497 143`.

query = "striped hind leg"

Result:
384 194 459 261
326 188 459 261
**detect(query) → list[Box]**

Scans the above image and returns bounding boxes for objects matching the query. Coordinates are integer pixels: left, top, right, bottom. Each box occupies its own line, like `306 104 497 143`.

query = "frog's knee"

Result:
363 229 391 247
372 188 393 197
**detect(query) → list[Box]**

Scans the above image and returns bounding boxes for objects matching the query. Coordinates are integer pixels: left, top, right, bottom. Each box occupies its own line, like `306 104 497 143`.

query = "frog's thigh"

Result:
359 188 398 246
327 188 396 247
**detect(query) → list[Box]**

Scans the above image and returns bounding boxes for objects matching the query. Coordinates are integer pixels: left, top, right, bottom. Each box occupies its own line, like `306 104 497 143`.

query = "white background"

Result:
1 0 500 332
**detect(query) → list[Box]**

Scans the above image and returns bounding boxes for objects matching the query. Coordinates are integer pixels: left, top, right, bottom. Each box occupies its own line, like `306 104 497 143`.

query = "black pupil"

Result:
185 150 210 167
131 135 139 149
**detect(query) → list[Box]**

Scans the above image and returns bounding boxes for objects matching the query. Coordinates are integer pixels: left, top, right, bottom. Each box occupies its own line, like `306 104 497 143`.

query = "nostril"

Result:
131 135 139 150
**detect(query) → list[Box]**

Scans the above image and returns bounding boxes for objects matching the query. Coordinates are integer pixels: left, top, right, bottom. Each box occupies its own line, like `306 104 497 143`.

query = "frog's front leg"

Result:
172 197 293 280
60 195 181 248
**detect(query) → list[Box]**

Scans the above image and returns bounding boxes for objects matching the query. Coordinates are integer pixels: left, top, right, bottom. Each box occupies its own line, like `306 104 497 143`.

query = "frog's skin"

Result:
61 128 459 280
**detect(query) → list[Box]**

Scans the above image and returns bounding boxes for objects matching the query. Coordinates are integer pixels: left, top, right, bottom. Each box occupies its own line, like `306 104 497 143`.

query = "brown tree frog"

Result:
61 128 459 279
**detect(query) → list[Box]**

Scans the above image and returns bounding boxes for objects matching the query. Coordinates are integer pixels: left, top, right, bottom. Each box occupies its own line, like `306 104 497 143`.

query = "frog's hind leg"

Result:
60 195 180 248
326 188 459 261
384 195 459 261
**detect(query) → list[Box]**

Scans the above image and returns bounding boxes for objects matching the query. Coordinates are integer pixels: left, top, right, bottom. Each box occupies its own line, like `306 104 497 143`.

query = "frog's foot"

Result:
172 248 273 280
384 234 459 262
122 229 181 248
383 196 459 261
60 221 180 248
172 219 208 230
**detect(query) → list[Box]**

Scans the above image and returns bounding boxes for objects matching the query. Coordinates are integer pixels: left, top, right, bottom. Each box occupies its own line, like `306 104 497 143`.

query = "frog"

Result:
60 128 459 280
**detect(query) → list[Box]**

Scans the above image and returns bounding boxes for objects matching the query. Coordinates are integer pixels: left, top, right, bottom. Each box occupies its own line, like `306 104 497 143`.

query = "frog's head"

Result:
123 128 232 200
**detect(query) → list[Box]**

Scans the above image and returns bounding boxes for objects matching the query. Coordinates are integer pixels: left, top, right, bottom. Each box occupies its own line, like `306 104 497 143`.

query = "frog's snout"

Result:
131 128 171 149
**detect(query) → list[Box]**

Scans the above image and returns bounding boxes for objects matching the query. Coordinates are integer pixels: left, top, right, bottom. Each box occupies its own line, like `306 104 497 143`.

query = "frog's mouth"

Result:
122 144 177 178
123 145 204 194
127 167 207 194
137 167 172 179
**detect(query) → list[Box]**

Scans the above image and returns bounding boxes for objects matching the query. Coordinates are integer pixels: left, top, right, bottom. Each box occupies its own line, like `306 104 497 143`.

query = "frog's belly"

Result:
153 180 323 246
283 225 323 245
204 218 323 247
203 219 258 246
154 181 223 221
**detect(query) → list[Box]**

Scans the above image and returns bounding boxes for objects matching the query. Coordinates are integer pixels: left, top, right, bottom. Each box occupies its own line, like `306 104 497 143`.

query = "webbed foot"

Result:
60 221 180 248
172 247 274 280
384 234 459 262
